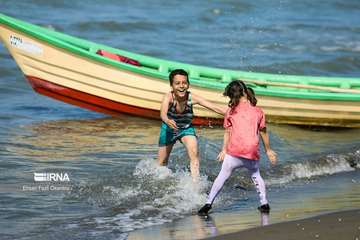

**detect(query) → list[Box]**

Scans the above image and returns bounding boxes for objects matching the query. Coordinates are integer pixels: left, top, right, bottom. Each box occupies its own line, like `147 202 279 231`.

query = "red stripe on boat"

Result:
25 76 223 126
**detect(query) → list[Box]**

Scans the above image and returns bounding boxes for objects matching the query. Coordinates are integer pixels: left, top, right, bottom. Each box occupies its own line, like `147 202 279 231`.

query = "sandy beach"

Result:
204 209 360 240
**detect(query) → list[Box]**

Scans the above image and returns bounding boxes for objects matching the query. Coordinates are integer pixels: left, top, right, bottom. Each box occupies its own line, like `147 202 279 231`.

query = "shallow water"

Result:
1 1 360 239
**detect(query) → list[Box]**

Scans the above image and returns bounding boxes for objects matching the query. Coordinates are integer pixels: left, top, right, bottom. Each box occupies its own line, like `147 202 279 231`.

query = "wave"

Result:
199 2 253 23
334 1 360 10
255 42 360 54
12 106 54 112
249 56 360 76
284 23 360 33
73 20 159 33
200 150 359 192
320 41 360 53
28 0 75 8
267 150 359 185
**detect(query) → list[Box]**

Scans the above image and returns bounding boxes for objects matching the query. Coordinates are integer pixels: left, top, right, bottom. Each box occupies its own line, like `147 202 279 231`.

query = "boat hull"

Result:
26 75 223 125
25 74 360 128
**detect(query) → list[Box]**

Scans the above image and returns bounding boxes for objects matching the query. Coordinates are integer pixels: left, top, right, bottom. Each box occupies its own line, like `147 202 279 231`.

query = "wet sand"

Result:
204 209 360 240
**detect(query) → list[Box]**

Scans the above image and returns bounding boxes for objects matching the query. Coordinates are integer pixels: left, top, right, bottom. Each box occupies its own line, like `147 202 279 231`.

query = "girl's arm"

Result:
160 92 178 130
217 128 230 161
191 93 227 115
259 128 277 165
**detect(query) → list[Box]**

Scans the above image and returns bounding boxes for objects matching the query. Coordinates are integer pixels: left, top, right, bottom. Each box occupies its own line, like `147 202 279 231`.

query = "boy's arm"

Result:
191 93 227 115
160 92 177 130
259 128 277 165
217 128 230 161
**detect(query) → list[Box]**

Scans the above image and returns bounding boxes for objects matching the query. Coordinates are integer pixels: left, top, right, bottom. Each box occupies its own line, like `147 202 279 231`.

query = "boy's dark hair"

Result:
223 80 257 111
169 69 189 85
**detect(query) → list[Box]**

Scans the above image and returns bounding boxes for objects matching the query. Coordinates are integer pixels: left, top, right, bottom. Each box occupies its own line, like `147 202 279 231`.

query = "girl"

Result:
158 69 226 180
198 80 277 214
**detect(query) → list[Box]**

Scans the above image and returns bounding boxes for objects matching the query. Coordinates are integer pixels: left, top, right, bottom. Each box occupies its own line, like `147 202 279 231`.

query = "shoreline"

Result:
204 209 360 240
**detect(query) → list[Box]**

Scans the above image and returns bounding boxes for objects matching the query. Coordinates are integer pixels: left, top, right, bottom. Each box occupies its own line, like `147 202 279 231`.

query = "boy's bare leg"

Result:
181 135 200 180
158 144 174 166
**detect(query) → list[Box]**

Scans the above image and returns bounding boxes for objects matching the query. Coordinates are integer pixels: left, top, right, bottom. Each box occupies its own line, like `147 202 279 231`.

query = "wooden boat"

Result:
1 13 360 127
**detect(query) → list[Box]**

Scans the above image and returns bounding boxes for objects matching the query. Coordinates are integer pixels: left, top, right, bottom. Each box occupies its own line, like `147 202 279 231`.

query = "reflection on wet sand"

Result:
273 183 360 222
261 212 270 226
6 117 160 161
128 212 269 240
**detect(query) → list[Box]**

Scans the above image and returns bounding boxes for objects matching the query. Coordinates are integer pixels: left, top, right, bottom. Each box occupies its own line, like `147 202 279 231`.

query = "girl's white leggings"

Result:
206 154 268 206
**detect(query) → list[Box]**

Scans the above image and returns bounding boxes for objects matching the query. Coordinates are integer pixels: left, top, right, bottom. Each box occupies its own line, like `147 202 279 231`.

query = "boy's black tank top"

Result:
167 91 193 129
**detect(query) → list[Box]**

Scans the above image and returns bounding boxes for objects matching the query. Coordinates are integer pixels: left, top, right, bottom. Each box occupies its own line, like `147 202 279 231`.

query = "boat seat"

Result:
96 49 141 66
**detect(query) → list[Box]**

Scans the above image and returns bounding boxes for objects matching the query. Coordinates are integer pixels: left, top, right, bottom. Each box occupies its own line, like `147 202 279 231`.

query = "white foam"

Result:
320 41 360 52
133 158 173 180
268 154 355 185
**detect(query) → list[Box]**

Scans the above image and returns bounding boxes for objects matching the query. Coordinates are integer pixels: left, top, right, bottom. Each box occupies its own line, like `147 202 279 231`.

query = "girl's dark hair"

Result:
223 80 257 110
169 69 189 85
246 87 257 106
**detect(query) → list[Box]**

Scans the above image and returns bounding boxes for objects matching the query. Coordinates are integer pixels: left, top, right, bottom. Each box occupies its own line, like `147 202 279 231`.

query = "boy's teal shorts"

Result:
158 122 197 146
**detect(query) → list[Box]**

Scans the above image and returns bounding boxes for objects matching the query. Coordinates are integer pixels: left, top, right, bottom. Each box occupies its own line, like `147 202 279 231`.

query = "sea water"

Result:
0 1 360 239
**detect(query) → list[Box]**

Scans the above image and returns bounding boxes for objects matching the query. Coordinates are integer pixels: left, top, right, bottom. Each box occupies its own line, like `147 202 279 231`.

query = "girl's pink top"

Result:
224 101 266 160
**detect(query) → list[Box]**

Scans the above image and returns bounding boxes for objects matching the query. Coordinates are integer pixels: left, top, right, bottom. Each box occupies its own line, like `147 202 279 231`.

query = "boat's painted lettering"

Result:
10 35 23 46
9 35 43 55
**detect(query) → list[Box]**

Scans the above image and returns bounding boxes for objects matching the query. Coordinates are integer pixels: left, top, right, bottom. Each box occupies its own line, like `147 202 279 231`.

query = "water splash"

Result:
66 159 211 233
